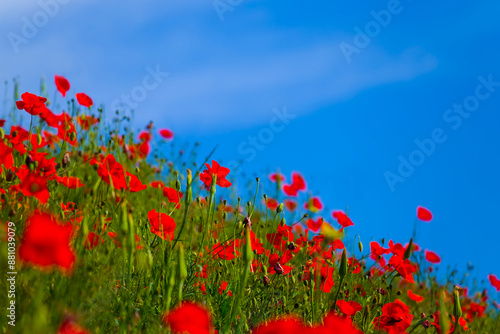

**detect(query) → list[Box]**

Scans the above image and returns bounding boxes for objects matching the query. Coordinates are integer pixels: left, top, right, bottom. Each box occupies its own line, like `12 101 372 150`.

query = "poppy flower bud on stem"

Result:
276 203 284 214
358 240 363 253
339 248 348 278
453 285 462 332
438 288 450 334
403 238 413 260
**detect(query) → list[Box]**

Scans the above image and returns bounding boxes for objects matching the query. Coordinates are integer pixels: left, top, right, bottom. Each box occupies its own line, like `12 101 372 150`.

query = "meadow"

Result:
0 75 499 333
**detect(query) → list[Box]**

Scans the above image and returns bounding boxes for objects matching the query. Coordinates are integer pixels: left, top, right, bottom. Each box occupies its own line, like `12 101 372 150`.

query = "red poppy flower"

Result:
19 211 75 271
389 255 416 283
19 171 50 203
337 300 362 317
58 318 89 334
266 198 278 210
212 239 241 260
92 154 128 190
284 199 297 211
55 75 70 97
431 311 454 334
425 250 441 264
56 176 84 189
0 140 14 171
319 265 335 292
150 180 165 189
163 187 183 209
373 300 413 334
77 115 99 130
147 209 176 241
282 172 306 197
199 160 232 189
75 93 93 108
322 313 363 334
126 172 147 192
407 290 424 303
268 172 285 183
84 232 103 250
304 197 323 212
332 211 354 228
16 92 47 115
163 302 212 334
417 206 432 222
219 281 233 296
57 115 78 147
370 241 389 260
253 317 304 334
306 217 324 233
488 274 500 291
159 128 174 139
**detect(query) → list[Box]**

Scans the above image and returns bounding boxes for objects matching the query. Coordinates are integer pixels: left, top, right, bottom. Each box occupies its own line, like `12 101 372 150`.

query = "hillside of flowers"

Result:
0 75 499 333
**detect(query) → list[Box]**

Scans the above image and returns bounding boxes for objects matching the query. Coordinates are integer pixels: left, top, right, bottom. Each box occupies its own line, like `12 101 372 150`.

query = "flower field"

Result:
0 75 499 333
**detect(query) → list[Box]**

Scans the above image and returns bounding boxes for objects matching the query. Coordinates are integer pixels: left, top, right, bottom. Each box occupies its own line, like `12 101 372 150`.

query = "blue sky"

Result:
1 0 500 295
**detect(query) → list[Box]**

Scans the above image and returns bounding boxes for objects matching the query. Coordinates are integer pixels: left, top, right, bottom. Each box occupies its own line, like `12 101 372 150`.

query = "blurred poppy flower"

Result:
417 206 432 222
77 115 99 130
284 199 297 211
159 128 174 139
266 198 278 210
56 176 84 189
148 209 176 241
57 317 89 334
407 290 424 303
304 197 323 212
306 217 323 233
488 274 500 291
16 92 47 115
55 75 70 97
75 93 93 108
163 302 212 334
425 250 441 264
19 211 75 271
431 311 454 334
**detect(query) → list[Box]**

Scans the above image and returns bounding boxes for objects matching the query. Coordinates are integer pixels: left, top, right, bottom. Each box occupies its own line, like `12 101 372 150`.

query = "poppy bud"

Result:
339 248 348 278
37 133 42 146
453 286 462 318
62 152 71 168
175 180 181 191
0 128 4 139
69 132 76 142
263 276 270 286
178 244 188 281
274 262 284 275
243 217 251 230
135 166 140 173
358 240 363 253
403 238 413 260
223 212 227 220
287 242 297 251
280 218 286 227
423 320 430 329
243 227 253 264
276 203 284 214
